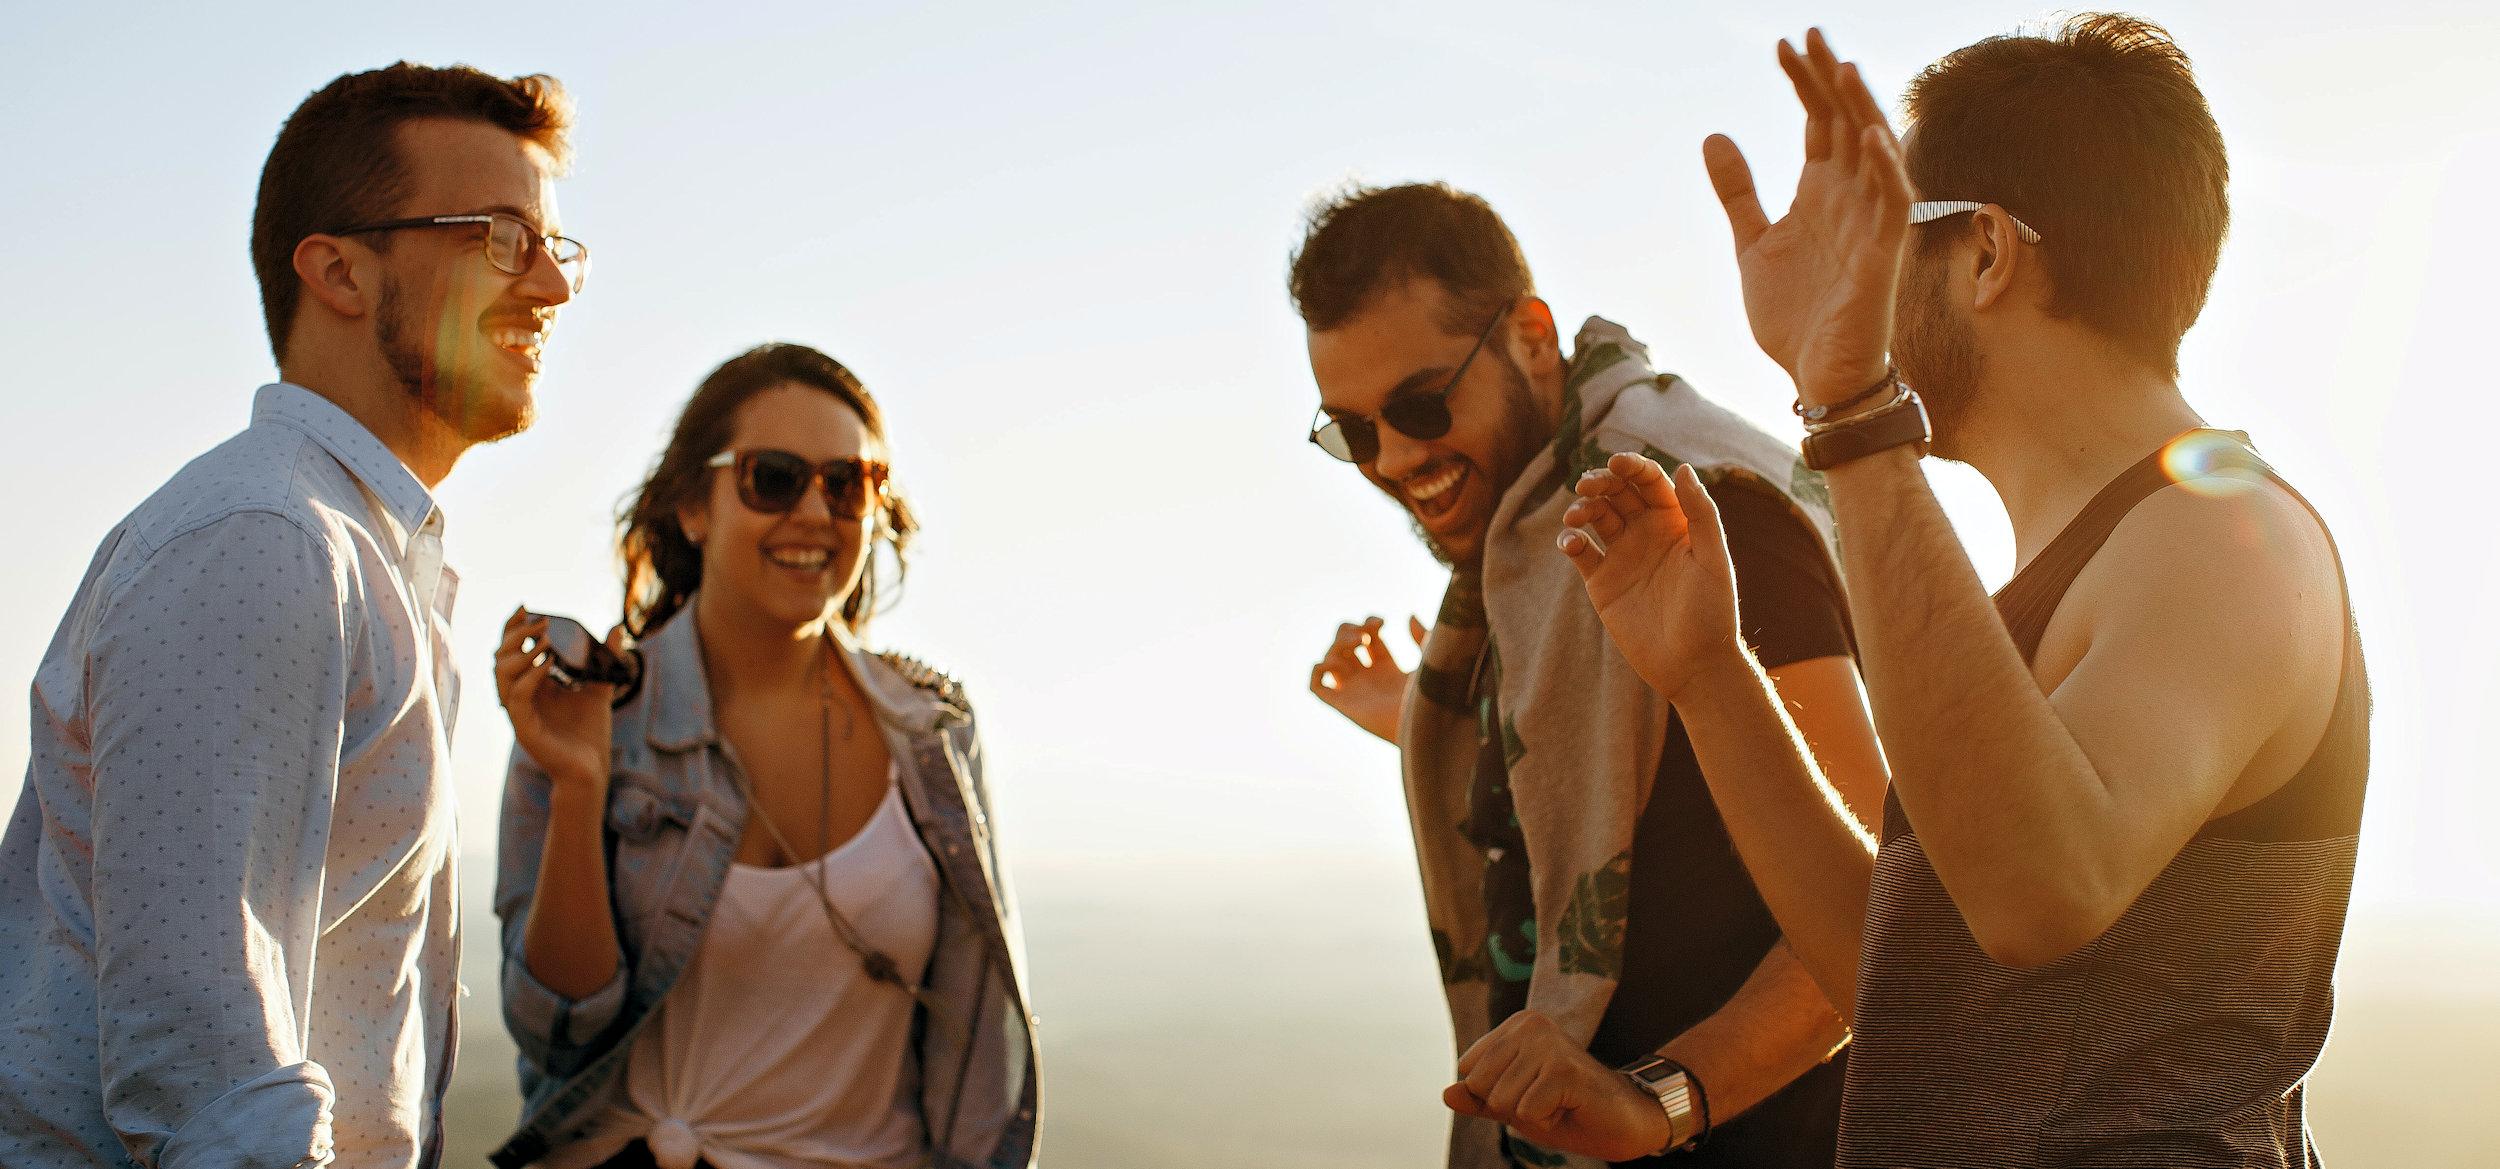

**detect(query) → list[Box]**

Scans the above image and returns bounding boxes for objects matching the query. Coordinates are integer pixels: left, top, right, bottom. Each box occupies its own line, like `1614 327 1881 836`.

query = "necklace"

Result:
731 631 909 988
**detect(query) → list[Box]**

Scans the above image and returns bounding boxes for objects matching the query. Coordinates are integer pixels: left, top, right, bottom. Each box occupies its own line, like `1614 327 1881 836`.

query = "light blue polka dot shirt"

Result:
1 384 464 1168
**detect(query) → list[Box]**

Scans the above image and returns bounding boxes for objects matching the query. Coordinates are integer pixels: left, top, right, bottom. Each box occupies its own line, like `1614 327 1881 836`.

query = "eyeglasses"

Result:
706 449 890 518
329 212 591 293
1308 307 1508 464
1908 200 2043 245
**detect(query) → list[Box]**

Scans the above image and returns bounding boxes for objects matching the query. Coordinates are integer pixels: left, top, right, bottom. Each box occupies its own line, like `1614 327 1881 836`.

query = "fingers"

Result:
1810 32 1870 169
1862 124 1914 236
1312 617 1399 698
1484 1050 1546 1120
1559 524 1604 571
497 609 541 655
1515 1065 1571 1128
1407 615 1429 648
1777 39 1832 163
508 654 550 714
1829 61 1864 173
1452 1012 1578 1130
1456 1023 1521 1093
1838 55 1894 141
495 612 549 695
1702 134 1770 251
1564 492 1644 543
1669 463 1732 568
1355 616 1387 667
1607 452 1685 511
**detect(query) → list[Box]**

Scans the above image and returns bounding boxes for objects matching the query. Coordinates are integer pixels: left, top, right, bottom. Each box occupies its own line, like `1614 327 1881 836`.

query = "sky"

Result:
3 0 2496 1161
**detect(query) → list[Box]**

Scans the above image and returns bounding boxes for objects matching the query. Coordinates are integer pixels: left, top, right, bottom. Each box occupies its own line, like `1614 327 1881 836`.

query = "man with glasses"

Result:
1293 182 1887 1167
1484 18 2369 1168
0 63 580 1166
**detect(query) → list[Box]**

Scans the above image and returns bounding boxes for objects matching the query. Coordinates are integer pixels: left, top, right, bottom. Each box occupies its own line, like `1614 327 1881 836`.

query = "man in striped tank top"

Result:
1482 16 2367 1168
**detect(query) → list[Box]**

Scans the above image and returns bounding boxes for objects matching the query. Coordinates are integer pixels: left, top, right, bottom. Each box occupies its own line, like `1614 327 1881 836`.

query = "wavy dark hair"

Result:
1288 181 1535 335
619 343 920 639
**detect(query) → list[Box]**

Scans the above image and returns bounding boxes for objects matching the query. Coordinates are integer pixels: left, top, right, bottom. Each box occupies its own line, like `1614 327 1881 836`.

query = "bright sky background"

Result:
4 1 2494 1163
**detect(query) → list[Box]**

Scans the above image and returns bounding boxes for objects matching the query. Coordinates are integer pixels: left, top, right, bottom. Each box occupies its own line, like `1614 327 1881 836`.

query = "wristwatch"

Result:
1800 383 1931 471
1619 1054 1707 1155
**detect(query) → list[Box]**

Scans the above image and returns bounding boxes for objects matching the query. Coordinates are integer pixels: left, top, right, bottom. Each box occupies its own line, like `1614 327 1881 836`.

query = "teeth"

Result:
766 548 830 571
1408 465 1466 502
489 327 544 352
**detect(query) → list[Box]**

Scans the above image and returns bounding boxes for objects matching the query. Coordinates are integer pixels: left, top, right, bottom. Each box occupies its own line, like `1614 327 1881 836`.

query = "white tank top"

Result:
549 775 942 1169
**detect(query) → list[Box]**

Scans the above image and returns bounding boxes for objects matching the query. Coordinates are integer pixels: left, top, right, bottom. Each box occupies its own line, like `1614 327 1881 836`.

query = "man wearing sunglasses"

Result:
1518 18 2370 1169
1 64 579 1167
1292 183 1888 1168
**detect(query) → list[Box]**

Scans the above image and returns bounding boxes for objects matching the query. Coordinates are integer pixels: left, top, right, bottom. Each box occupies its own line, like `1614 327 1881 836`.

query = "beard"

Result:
1409 351 1549 570
1892 249 1981 461
375 272 533 445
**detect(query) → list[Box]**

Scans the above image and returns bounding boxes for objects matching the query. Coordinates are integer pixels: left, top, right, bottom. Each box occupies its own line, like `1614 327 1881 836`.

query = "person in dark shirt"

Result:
1294 181 1888 1167
1530 21 2367 1169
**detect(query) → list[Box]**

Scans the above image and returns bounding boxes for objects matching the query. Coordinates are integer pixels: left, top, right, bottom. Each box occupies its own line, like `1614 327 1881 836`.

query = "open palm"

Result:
1558 456 1741 704
1708 29 1914 406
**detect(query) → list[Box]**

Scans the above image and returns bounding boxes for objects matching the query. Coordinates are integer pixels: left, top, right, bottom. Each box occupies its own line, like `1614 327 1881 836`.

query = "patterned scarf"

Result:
1400 317 1835 1168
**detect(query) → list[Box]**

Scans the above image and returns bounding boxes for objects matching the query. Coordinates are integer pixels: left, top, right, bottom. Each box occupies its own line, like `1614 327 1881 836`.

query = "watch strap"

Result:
1802 386 1932 471
1619 1055 1705 1155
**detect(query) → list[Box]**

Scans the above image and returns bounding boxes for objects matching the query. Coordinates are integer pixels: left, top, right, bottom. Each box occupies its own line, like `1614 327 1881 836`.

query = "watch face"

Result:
1623 1058 1680 1091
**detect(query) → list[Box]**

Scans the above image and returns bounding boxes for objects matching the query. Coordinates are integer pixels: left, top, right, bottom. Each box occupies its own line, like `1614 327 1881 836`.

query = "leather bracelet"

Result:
1801 385 1931 470
1804 383 1910 434
1794 366 1898 424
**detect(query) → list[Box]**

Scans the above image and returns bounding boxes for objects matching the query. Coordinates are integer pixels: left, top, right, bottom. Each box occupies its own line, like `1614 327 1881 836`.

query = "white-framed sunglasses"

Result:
1909 200 2043 244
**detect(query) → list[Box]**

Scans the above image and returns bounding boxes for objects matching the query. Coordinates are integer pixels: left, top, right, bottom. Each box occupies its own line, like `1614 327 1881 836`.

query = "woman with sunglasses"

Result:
488 343 1038 1169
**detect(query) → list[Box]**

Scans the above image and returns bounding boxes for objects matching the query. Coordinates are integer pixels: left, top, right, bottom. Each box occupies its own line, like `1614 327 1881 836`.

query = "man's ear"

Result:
291 234 375 321
1968 210 2026 313
1511 296 1561 362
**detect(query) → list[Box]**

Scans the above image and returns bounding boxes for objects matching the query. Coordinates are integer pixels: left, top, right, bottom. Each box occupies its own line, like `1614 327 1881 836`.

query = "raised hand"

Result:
1308 614 1426 743
495 606 619 788
1444 1009 1674 1162
1706 28 1915 406
1558 457 1743 703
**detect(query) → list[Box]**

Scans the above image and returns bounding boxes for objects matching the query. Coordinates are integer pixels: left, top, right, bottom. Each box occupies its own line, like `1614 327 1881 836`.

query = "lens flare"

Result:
2157 429 2270 498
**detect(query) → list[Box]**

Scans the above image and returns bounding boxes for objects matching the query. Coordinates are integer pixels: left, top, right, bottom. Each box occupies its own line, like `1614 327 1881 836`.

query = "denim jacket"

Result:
490 606 1040 1168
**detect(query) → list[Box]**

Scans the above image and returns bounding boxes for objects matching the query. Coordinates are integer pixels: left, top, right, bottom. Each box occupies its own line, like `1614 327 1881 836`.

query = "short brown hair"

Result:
1288 182 1535 335
1904 13 2228 375
618 343 920 640
251 62 574 363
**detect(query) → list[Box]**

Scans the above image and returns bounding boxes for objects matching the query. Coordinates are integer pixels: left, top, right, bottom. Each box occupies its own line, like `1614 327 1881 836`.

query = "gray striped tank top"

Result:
1837 431 2368 1168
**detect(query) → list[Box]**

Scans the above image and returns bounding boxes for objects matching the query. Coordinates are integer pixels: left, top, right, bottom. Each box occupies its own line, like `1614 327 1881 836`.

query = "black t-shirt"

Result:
1461 478 1854 1168
1598 480 1855 1166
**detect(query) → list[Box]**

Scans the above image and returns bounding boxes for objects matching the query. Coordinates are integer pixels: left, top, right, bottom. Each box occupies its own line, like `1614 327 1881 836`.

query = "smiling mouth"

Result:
764 546 832 572
485 321 546 364
1403 462 1469 522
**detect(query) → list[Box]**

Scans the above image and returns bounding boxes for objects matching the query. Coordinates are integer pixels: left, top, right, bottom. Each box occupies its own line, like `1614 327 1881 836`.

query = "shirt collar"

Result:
639 605 951 753
253 383 441 552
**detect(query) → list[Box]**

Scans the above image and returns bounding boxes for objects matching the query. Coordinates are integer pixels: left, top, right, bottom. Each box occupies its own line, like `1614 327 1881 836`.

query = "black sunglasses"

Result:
527 611 644 703
1308 307 1508 463
706 449 890 517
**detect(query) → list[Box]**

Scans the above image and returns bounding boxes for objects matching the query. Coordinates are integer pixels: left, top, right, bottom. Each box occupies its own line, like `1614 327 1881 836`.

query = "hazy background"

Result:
4 1 2495 1165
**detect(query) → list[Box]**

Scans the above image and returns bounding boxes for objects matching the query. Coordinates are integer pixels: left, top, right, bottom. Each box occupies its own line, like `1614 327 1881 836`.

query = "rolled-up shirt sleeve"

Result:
494 743 628 1071
86 510 350 1167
